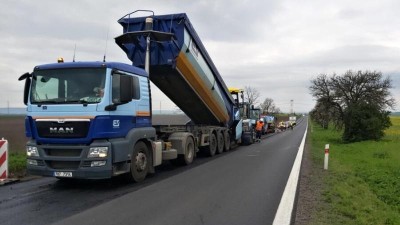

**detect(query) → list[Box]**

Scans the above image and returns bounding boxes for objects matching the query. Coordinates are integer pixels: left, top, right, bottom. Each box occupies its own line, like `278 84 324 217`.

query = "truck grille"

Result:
46 161 80 170
36 120 90 138
44 148 82 157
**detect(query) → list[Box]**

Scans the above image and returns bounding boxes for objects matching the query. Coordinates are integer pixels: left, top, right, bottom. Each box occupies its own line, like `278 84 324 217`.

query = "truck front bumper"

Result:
27 165 112 179
27 163 113 179
26 140 115 180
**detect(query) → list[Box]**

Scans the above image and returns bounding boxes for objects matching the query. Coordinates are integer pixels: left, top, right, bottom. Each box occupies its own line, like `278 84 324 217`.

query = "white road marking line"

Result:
273 120 308 225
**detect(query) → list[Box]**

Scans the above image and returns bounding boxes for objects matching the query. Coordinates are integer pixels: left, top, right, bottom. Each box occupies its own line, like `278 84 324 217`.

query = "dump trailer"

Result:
289 116 297 126
116 12 235 127
19 11 245 182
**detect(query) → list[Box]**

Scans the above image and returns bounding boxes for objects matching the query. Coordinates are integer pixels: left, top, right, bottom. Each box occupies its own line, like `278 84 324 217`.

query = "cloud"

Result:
1 0 400 112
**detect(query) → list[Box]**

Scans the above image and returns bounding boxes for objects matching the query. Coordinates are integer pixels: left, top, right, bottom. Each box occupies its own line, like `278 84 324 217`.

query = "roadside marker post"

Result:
0 138 9 180
324 144 329 170
0 138 19 185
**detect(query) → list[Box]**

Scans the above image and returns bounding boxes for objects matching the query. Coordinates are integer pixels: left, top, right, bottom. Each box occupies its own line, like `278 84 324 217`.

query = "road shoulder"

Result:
294 129 324 225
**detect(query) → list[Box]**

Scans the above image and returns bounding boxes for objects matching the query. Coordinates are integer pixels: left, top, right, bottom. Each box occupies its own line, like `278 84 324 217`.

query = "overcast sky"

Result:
1 0 399 113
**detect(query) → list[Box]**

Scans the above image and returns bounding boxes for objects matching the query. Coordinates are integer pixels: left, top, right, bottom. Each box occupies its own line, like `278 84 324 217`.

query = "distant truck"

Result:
289 116 297 126
278 121 287 131
262 115 276 134
18 11 249 182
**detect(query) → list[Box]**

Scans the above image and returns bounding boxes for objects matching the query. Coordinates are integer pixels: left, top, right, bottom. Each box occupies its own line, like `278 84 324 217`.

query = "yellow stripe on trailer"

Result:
176 51 229 123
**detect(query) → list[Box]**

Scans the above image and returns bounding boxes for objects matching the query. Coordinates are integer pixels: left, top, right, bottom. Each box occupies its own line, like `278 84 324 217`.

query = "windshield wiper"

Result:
33 99 90 106
64 99 89 106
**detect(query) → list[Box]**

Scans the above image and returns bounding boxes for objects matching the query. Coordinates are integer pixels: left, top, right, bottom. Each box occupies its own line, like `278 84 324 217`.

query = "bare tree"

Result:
244 86 260 106
260 98 279 115
271 106 281 114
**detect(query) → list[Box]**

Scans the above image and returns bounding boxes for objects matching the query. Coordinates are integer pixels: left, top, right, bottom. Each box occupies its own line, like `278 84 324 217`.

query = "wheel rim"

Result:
135 152 147 172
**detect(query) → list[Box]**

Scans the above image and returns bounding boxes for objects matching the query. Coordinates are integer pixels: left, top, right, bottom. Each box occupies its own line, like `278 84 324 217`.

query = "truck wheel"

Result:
172 136 195 165
216 131 224 154
207 133 217 157
223 130 230 151
241 132 251 145
183 136 195 164
250 129 256 144
130 141 149 182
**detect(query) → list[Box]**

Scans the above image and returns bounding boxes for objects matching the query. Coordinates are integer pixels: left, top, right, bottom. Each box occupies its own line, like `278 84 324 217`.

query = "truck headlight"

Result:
88 147 108 158
27 146 39 157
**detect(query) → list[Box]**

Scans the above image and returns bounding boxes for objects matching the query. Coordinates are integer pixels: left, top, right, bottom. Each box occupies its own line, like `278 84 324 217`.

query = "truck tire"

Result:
223 130 230 151
216 131 224 154
242 131 255 146
171 136 195 165
251 129 256 144
241 132 251 145
129 141 149 182
206 133 217 157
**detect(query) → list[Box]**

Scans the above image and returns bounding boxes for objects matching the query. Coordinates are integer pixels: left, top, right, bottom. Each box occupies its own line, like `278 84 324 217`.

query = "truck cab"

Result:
19 61 156 180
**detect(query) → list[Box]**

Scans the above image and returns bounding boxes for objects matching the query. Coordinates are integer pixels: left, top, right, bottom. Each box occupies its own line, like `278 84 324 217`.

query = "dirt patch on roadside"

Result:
0 115 27 153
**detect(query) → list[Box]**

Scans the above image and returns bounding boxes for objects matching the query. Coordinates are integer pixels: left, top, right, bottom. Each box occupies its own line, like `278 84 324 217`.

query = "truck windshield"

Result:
250 109 260 120
31 68 106 104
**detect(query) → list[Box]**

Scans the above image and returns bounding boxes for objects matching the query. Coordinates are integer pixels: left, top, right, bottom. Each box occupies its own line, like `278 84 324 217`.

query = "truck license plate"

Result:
54 171 73 177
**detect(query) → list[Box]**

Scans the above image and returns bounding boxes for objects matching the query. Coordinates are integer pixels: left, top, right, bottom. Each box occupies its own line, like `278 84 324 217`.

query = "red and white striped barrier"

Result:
0 138 8 180
324 144 329 170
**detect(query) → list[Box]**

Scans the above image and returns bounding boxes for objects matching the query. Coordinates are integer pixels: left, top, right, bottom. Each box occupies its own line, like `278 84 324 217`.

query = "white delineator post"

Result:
0 138 9 180
324 144 329 170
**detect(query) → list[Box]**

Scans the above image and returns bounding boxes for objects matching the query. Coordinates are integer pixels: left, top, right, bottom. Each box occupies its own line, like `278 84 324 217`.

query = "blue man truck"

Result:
19 11 247 182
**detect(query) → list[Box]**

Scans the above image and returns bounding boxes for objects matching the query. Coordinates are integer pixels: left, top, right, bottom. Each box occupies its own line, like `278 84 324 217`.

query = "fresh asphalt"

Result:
0 117 307 225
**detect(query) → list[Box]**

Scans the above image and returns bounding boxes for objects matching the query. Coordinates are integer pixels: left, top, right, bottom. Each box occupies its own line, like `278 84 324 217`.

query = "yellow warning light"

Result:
57 57 64 63
229 87 243 94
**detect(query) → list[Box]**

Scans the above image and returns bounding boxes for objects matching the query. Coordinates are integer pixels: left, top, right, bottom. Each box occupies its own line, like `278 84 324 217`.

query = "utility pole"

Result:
290 99 293 115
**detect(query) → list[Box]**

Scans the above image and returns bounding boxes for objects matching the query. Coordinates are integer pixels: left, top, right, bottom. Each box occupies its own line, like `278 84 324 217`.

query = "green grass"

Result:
309 116 400 225
8 152 26 177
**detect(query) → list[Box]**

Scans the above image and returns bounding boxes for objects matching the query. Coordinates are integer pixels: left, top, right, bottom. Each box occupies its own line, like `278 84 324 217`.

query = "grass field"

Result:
308 116 400 225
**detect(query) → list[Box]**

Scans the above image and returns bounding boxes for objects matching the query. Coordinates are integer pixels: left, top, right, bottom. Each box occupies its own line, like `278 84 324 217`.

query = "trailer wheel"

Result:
216 131 224 154
223 130 231 151
129 141 149 182
206 133 217 157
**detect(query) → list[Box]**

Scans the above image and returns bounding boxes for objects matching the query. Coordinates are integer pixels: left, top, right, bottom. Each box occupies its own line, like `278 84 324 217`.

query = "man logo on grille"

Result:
50 127 74 134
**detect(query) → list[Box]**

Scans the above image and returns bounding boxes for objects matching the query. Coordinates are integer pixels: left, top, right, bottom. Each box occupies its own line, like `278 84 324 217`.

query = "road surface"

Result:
0 117 307 225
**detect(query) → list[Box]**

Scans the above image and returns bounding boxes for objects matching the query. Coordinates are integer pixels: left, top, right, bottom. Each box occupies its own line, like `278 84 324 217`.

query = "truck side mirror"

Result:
18 72 32 106
23 78 31 105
